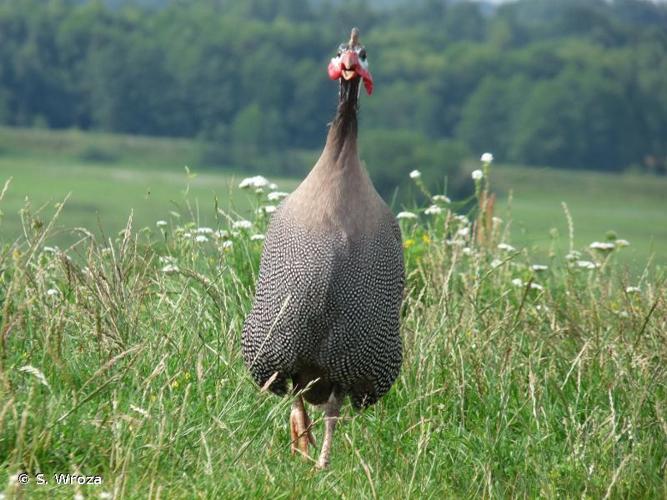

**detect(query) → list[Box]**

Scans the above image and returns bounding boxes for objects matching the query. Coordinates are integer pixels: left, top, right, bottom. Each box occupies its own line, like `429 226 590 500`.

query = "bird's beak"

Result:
340 52 358 81
328 50 374 96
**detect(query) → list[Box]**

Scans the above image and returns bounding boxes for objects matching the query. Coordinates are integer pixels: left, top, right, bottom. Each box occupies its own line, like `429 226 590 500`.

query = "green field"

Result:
0 127 665 271
1 134 665 496
0 127 300 248
0 156 297 243
489 164 667 270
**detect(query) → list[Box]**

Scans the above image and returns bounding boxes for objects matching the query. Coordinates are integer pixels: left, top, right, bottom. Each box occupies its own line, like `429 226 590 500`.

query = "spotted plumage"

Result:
241 28 404 468
242 175 404 408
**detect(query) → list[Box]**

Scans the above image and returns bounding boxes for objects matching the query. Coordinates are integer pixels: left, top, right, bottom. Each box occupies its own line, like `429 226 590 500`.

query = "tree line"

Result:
1 0 666 190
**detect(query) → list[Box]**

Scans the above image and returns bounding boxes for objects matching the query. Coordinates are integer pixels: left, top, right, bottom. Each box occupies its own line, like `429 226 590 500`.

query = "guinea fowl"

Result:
242 28 405 469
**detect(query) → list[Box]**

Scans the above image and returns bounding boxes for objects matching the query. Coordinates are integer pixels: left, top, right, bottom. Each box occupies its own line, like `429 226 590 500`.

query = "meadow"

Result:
0 127 666 498
1 126 665 270
0 127 300 247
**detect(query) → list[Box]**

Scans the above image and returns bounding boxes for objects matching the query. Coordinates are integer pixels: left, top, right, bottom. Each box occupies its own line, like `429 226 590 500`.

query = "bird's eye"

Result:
359 49 367 61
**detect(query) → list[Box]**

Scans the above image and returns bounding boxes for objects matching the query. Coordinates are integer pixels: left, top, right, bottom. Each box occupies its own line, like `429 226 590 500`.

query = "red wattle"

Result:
358 68 374 95
327 56 374 95
328 61 342 80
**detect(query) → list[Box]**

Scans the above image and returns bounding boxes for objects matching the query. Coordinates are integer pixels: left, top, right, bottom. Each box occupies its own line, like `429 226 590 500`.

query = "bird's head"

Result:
328 27 373 97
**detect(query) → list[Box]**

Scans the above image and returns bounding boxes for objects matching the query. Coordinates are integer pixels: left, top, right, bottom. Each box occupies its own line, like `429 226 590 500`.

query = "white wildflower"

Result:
424 205 442 215
531 264 548 272
162 264 179 274
19 365 50 388
590 241 615 251
250 234 265 241
625 286 641 294
214 230 229 239
43 246 59 254
492 216 503 225
232 220 252 230
530 283 544 291
462 247 473 256
396 211 418 220
255 188 264 195
565 250 581 261
576 260 598 270
409 170 421 179
268 182 278 190
536 305 549 312
491 258 503 268
615 239 630 247
156 220 168 228
221 240 233 250
195 235 209 243
497 243 516 252
238 175 269 189
130 405 149 418
99 493 113 500
196 227 214 235
262 205 277 214
511 278 523 287
267 191 289 201
432 195 451 203
454 215 469 224
457 227 470 238
46 288 60 297
159 256 176 264
74 494 84 500
618 310 630 318
481 152 494 163
471 169 483 181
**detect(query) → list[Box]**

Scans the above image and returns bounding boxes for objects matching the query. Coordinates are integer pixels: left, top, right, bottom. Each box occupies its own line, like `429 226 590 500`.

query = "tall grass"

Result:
0 164 665 499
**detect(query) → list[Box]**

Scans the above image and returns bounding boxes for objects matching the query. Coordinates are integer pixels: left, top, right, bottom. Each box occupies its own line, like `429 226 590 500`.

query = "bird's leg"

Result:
316 393 343 469
290 395 316 458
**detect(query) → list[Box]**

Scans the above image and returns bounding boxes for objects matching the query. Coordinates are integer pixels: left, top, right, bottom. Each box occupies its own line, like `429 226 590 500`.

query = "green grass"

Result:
0 126 201 168
0 170 665 498
489 164 667 270
0 127 298 247
0 156 297 246
0 126 665 496
1 127 665 272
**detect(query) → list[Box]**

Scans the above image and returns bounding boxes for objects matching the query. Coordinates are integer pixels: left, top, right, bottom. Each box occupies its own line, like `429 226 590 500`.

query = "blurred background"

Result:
0 0 665 267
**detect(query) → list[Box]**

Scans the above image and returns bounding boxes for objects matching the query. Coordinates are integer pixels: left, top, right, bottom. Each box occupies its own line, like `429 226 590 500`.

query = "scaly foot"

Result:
315 393 343 469
290 396 316 458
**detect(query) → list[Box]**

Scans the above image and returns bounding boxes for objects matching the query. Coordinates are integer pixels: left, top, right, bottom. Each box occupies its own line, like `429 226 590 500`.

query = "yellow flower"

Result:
422 234 431 245
171 380 179 389
403 239 415 249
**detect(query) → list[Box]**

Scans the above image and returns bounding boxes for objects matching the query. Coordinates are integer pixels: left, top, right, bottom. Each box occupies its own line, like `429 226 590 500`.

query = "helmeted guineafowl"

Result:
242 28 405 469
